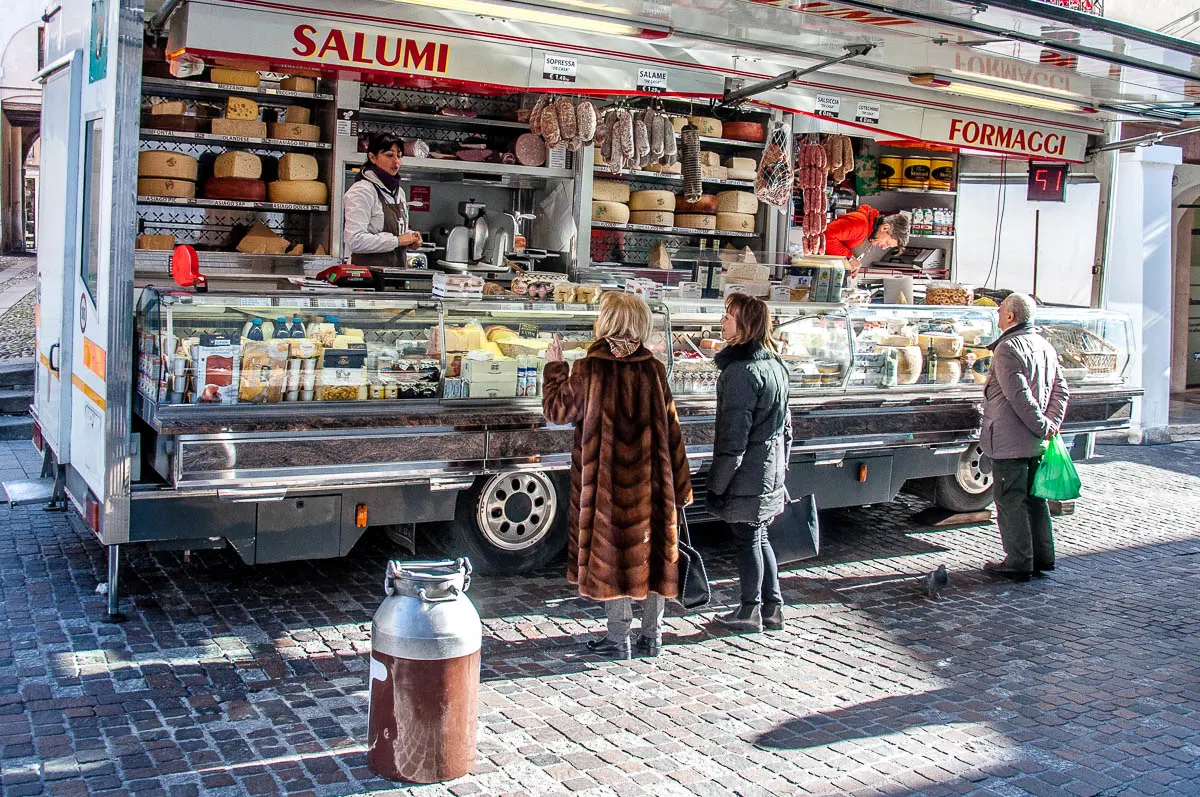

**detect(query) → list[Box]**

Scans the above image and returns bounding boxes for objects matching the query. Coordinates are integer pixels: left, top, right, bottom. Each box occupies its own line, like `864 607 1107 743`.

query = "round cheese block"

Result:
629 190 676 212
591 200 630 224
722 121 765 143
278 153 320 181
629 210 674 228
675 194 718 214
689 116 723 137
724 156 758 172
891 345 923 385
917 333 965 359
716 212 756 232
213 151 263 180
267 180 328 204
644 162 682 175
138 151 199 181
592 179 631 203
669 117 688 133
880 334 914 348
726 170 757 183
137 178 195 199
933 359 963 384
203 177 267 201
717 190 759 214
267 122 321 142
676 214 717 231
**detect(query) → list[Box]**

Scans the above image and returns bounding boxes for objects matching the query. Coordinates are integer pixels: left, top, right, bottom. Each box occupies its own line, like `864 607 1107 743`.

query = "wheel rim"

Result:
475 472 557 551
955 444 994 495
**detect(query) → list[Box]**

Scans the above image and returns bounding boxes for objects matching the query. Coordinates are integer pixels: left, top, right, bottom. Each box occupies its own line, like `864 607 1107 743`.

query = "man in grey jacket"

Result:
981 294 1070 582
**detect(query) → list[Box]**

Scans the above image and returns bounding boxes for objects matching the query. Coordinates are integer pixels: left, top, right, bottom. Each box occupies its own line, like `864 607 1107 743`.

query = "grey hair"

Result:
1003 293 1036 325
883 214 910 247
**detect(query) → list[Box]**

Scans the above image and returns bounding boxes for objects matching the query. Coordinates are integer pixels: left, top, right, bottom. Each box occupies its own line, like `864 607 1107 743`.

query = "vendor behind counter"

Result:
344 132 423 268
826 205 910 280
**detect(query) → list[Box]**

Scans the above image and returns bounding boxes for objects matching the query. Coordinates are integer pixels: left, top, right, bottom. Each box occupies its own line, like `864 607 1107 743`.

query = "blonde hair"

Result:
594 291 653 343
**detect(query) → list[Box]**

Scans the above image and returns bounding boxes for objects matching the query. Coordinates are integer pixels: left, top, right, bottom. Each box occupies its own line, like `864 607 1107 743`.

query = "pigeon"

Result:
925 565 950 599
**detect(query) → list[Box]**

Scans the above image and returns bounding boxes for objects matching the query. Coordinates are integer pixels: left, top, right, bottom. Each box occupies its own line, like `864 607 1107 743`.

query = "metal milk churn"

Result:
367 558 482 783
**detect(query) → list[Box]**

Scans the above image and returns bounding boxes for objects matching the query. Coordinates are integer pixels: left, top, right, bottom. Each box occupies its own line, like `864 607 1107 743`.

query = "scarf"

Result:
362 161 402 194
607 337 640 359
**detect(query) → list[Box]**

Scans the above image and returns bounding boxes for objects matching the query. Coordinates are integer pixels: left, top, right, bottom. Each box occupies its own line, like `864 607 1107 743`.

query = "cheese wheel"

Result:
144 114 207 133
724 156 757 172
669 117 688 133
213 151 263 179
880 334 914 348
268 123 321 142
689 117 723 137
917 333 965 358
278 153 319 181
203 177 267 201
629 190 676 212
138 178 196 199
591 200 630 224
267 180 327 204
209 67 261 87
717 191 759 214
676 214 717 231
135 234 175 250
138 151 199 180
592 179 631 203
700 151 722 167
210 118 268 138
225 96 260 121
280 76 317 92
151 101 187 116
643 162 682 175
675 194 718 214
721 121 766 143
716 212 756 232
933 359 963 384
700 164 729 180
629 210 674 227
283 106 312 125
726 169 758 183
892 346 923 385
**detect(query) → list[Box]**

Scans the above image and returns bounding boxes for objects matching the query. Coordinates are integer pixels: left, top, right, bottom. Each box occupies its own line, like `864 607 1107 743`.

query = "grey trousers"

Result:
604 593 665 643
993 456 1055 572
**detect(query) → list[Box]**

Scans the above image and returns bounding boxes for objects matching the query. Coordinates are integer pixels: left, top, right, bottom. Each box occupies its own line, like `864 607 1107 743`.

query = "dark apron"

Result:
350 181 408 269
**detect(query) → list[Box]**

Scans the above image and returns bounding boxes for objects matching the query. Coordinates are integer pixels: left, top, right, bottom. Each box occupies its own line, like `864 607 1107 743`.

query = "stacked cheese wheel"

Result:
212 95 267 139
629 189 675 227
206 151 266 201
137 151 199 199
268 153 326 205
716 191 758 232
674 193 717 231
591 179 631 224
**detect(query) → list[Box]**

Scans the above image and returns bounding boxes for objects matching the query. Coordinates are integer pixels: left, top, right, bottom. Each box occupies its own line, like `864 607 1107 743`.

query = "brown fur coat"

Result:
542 341 693 601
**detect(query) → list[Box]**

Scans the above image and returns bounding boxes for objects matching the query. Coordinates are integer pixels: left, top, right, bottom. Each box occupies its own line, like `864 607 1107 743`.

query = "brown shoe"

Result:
983 561 1032 583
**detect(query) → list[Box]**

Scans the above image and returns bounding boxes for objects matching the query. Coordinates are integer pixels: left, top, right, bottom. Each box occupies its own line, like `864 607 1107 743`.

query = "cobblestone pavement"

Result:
0 440 1198 797
0 255 37 360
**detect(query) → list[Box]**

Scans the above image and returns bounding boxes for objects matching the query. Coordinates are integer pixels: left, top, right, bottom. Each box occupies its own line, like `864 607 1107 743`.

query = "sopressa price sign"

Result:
1027 163 1069 202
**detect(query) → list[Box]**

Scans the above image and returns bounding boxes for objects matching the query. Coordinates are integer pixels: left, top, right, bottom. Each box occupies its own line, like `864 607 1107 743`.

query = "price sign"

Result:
542 54 578 84
409 185 431 212
637 67 669 94
1027 163 1069 202
854 101 881 125
519 323 541 338
336 108 359 139
815 95 841 118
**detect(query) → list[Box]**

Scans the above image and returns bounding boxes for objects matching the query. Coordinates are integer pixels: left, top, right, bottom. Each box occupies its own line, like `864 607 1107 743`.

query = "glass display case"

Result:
663 299 854 396
1034 307 1133 386
847 305 1000 390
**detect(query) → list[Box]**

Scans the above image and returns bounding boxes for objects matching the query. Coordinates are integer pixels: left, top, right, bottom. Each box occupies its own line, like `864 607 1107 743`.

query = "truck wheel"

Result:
933 443 995 513
433 471 568 575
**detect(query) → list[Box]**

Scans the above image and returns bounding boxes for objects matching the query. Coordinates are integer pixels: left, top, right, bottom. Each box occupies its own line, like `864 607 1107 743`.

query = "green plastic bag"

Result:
1032 434 1081 501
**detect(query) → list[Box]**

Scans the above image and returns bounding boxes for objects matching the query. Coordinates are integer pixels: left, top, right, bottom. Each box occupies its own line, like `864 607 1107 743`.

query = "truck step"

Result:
0 359 35 389
0 389 32 415
0 415 33 441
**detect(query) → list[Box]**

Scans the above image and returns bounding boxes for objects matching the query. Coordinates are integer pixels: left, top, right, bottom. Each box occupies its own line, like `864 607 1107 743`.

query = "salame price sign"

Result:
637 67 668 94
543 54 577 83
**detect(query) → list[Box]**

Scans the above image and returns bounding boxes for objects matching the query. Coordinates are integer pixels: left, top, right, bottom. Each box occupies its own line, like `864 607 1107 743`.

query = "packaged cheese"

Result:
213 151 263 179
267 180 327 204
137 151 199 180
210 118 268 138
283 106 312 125
238 341 290 403
675 214 717 231
592 179 631 203
235 222 290 254
629 210 674 227
225 96 260 121
193 339 242 404
278 153 319 181
210 67 261 88
280 76 317 92
629 189 676 212
135 234 175 250
717 191 759 214
268 122 321 142
151 101 187 116
717 212 756 232
591 201 630 224
137 178 196 199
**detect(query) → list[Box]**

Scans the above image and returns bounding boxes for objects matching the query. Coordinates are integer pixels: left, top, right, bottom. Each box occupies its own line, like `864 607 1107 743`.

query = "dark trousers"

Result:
731 521 783 607
992 456 1055 572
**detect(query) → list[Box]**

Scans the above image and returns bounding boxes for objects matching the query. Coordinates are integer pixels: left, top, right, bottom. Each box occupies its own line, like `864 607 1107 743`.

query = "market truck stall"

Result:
10 0 1197 617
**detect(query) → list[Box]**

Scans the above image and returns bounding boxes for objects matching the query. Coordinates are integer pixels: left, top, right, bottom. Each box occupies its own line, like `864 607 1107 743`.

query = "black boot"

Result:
761 603 784 631
585 636 632 659
714 604 763 633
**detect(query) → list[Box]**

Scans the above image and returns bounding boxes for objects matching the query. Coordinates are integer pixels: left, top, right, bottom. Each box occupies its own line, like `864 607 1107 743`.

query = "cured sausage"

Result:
615 109 635 160
650 111 665 160
555 97 578 142
541 105 561 147
680 123 703 202
529 96 548 136
577 101 597 144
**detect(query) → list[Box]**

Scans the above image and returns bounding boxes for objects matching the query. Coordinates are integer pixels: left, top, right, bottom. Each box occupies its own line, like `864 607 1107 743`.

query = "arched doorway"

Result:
23 135 39 251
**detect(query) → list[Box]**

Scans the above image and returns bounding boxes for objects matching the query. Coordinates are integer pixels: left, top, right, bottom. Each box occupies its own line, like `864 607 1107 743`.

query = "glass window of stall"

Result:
847 304 999 390
136 289 442 406
438 298 669 400
1033 306 1133 387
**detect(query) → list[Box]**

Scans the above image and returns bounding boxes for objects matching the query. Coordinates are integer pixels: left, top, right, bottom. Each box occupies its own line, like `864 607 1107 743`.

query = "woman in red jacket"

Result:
824 205 910 278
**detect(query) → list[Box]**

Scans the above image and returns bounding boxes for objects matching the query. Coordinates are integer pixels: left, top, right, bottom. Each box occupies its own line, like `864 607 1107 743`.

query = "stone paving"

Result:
0 255 37 360
0 439 1198 797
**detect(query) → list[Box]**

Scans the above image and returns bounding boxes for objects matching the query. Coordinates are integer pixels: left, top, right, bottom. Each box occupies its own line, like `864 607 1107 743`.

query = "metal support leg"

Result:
106 545 124 622
39 449 66 512
1080 432 1096 460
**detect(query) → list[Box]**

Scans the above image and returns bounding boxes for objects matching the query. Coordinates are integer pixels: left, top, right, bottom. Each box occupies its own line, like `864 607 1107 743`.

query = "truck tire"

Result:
933 443 995 513
430 471 568 575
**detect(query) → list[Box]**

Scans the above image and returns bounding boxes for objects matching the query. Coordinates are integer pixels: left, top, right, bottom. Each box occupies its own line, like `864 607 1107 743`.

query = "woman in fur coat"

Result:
543 292 693 659
706 293 792 634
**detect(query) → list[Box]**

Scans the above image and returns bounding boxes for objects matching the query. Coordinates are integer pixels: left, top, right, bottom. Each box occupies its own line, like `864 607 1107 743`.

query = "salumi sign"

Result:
291 25 450 74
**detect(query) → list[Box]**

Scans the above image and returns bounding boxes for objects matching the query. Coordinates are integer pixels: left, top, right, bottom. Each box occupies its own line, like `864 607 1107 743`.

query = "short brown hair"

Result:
725 293 778 354
594 291 653 342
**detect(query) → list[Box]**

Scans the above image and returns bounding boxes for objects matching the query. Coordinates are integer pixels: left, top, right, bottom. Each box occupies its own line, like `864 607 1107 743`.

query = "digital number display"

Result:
1027 163 1069 202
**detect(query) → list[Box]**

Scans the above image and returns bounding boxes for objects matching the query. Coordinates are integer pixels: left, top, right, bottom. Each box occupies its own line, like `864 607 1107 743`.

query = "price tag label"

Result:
637 67 669 94
854 101 881 125
336 108 360 138
236 298 271 307
519 323 540 339
815 95 841 118
543 54 578 83
323 298 349 309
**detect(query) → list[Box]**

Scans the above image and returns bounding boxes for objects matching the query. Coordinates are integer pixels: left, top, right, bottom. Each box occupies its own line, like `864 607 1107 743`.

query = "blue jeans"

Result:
731 522 783 608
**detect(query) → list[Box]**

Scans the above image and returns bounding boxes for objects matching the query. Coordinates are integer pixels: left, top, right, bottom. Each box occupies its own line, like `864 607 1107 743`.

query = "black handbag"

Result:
768 492 821 566
675 510 711 609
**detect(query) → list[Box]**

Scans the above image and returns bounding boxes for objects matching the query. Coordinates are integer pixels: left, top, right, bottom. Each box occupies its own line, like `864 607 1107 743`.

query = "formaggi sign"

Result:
947 118 1069 157
292 24 450 74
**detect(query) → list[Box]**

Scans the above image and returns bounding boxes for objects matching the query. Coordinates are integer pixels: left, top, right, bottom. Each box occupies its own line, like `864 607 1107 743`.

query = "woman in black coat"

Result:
706 293 792 633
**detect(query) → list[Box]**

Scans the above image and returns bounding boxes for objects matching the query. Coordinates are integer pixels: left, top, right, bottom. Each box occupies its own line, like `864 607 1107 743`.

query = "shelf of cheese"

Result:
591 169 755 190
136 195 328 212
698 135 766 150
140 128 332 150
591 220 759 238
142 76 334 103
